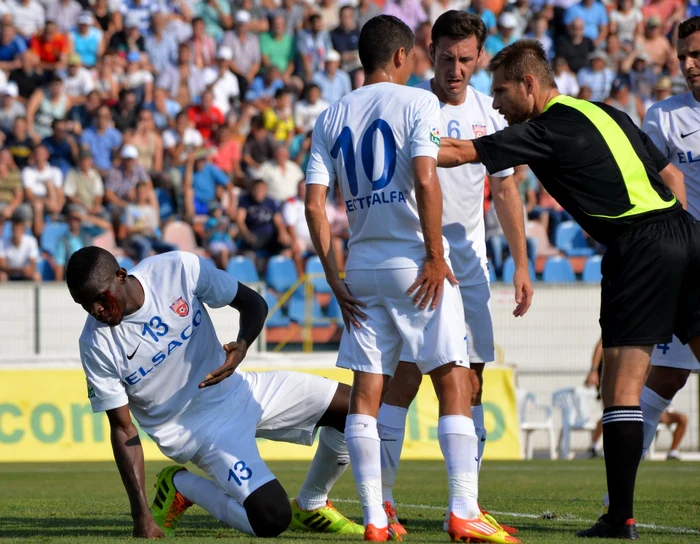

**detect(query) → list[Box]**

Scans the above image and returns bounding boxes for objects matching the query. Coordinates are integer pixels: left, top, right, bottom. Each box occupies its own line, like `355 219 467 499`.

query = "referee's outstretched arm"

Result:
437 138 480 168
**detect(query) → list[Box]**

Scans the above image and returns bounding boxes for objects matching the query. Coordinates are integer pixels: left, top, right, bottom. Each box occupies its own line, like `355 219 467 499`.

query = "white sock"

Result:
377 404 408 507
438 415 480 520
471 404 487 471
640 386 671 457
296 427 350 511
345 414 387 528
173 470 255 535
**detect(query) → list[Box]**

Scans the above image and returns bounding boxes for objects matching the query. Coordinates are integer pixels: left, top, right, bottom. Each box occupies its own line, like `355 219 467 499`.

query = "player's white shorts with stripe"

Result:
190 371 337 504
399 281 494 364
337 267 469 376
651 336 700 373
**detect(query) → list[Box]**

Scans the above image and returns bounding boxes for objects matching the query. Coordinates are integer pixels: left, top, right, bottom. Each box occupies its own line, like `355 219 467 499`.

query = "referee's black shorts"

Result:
600 208 700 348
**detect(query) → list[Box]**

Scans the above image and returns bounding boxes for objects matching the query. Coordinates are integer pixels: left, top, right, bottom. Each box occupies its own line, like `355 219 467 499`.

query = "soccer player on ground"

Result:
438 40 698 540
375 10 533 538
305 14 514 544
66 247 363 539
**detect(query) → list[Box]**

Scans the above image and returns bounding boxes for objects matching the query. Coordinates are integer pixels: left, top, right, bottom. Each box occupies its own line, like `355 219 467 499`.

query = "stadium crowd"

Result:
0 0 692 283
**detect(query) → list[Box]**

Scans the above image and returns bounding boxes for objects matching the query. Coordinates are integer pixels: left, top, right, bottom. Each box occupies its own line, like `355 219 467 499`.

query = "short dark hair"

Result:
358 15 414 74
431 10 487 51
679 17 700 40
66 246 119 292
488 39 555 88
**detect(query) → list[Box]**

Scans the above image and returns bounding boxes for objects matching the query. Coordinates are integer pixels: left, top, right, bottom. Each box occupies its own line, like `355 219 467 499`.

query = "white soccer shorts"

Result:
336 267 469 376
650 336 700 373
399 281 494 365
189 371 338 504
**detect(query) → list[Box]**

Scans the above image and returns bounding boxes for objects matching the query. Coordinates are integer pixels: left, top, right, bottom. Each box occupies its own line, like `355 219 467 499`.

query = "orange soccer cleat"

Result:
364 523 403 541
383 501 407 535
446 512 521 543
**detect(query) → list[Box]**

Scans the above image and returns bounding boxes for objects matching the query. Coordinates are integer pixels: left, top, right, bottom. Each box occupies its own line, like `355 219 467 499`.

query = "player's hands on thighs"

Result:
329 278 367 331
408 257 458 311
133 515 164 539
199 339 249 388
512 267 534 317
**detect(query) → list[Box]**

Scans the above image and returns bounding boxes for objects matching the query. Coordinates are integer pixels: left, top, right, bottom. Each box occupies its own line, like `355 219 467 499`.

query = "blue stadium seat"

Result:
502 257 536 283
117 256 135 271
582 255 603 284
488 260 497 283
264 291 290 327
40 222 69 256
542 256 576 283
37 259 55 281
288 295 330 326
554 221 594 257
266 256 298 293
227 255 260 283
305 256 331 294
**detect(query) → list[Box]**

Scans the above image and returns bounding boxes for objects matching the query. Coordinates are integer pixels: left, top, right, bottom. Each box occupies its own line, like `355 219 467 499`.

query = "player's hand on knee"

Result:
132 515 164 539
329 278 367 331
408 257 458 311
512 267 534 317
199 339 249 388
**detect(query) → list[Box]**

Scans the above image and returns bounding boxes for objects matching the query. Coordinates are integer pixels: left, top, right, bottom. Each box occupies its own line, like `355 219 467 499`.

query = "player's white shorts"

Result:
399 281 494 364
651 336 700 373
189 371 338 504
337 267 468 376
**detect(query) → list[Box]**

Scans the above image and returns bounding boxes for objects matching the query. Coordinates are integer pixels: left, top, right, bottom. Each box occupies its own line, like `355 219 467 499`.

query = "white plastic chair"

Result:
552 387 599 460
517 388 556 460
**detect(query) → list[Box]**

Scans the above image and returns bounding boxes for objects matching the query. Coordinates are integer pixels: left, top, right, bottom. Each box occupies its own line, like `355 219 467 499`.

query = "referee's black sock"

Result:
602 406 644 526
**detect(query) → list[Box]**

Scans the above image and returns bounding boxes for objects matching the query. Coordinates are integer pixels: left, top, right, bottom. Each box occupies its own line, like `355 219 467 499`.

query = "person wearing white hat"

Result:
71 11 103 68
578 48 615 101
202 46 240 115
0 82 25 134
103 144 154 218
221 10 261 96
312 49 351 104
484 12 519 56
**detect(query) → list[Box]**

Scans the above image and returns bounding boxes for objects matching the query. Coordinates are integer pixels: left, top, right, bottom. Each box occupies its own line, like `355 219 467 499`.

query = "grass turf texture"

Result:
0 460 698 543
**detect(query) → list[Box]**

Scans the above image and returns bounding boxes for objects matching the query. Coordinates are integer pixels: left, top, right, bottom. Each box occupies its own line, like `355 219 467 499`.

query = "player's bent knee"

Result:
244 480 292 537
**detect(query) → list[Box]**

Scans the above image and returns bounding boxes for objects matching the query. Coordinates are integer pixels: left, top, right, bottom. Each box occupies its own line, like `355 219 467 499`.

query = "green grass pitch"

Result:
1 460 698 543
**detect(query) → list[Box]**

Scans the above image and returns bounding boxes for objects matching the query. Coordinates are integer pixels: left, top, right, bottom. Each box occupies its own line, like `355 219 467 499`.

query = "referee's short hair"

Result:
431 11 487 52
488 39 556 89
359 15 414 74
679 17 700 40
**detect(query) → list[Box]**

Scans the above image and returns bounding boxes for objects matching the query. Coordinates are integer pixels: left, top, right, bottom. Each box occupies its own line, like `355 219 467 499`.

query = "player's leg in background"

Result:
469 363 486 468
377 362 422 510
662 411 688 459
588 417 603 457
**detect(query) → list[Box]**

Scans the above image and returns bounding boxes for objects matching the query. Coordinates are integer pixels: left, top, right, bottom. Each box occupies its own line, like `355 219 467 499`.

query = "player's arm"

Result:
106 405 163 539
637 119 687 209
659 163 686 210
490 173 533 317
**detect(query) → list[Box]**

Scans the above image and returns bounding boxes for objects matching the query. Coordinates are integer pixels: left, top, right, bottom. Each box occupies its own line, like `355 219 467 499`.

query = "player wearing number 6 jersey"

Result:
305 15 512 543
377 11 532 541
67 247 363 539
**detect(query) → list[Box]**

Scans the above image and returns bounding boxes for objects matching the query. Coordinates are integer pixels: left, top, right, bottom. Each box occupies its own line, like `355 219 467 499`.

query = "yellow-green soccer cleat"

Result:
150 465 193 536
290 498 365 535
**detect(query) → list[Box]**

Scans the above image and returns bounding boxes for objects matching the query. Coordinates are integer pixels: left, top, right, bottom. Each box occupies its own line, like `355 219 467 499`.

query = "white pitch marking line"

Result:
330 499 699 535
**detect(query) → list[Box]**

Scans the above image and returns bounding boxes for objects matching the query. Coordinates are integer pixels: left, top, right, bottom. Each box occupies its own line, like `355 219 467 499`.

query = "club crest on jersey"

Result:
472 125 487 138
169 297 190 317
430 127 440 147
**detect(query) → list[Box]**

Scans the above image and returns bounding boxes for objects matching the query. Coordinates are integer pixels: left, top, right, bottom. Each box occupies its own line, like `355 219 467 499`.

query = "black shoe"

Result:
576 516 639 540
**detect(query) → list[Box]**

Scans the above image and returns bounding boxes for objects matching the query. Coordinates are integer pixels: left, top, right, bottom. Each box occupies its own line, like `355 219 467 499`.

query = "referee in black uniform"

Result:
439 40 698 540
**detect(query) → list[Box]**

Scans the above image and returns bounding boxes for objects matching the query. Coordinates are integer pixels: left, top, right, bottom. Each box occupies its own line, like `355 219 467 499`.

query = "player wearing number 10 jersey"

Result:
305 15 509 543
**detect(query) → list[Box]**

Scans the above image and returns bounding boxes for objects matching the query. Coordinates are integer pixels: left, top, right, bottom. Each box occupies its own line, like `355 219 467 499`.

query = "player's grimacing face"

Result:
678 32 700 92
432 36 481 99
491 67 531 125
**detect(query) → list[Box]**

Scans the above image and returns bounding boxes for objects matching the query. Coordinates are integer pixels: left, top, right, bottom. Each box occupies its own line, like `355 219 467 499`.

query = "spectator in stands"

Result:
0 210 40 282
111 89 140 133
526 14 554 59
331 6 361 77
0 149 22 220
62 54 97 102
605 78 645 127
578 50 615 102
30 20 69 72
648 76 673 106
382 0 427 31
236 0 268 34
279 0 305 35
130 109 163 175
196 0 232 44
262 87 295 142
70 11 103 68
9 51 42 104
319 0 340 30
43 119 78 176
564 0 608 46
313 50 351 105
283 179 317 276
122 52 155 105
5 116 34 169
22 144 65 224
604 33 627 69
609 0 643 47
93 53 119 103
104 144 153 220
93 0 119 35
242 115 276 179
258 143 304 203
211 125 244 181
639 16 673 72
555 18 594 74
0 22 27 72
47 0 81 34
183 150 231 221
189 16 217 68
665 56 687 95
222 11 261 99
145 11 177 75
642 0 685 32
297 13 333 82
162 110 205 186
468 0 497 34
507 0 532 37
10 0 45 40
294 83 329 135
485 12 519 57
245 65 285 108
290 129 312 172
124 181 176 262
236 178 292 259
81 104 122 176
187 89 224 143
625 51 657 99
109 13 146 56
149 86 182 130
63 149 104 214
0 82 25 133
205 206 237 270
356 0 381 29
157 42 205 108
53 203 111 280
260 13 295 82
203 46 240 116
27 76 74 141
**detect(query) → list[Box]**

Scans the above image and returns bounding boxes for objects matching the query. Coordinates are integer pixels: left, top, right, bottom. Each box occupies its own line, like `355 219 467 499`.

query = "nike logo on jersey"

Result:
126 342 141 360
680 129 700 138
